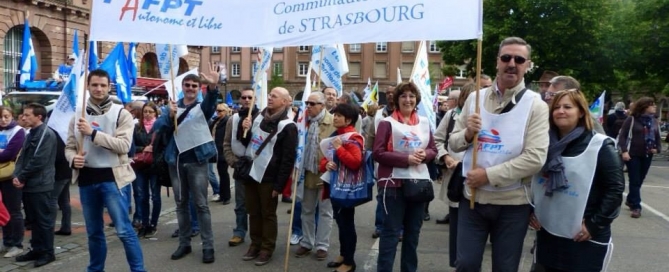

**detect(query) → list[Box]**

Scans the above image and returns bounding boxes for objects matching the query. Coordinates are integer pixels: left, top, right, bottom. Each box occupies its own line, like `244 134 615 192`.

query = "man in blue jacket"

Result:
153 64 221 264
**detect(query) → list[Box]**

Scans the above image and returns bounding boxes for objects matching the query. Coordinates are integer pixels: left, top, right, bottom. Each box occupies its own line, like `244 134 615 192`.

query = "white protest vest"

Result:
246 116 294 183
385 116 431 180
0 126 22 150
319 132 356 182
462 89 537 191
533 133 605 239
230 113 248 157
76 104 124 168
174 105 214 153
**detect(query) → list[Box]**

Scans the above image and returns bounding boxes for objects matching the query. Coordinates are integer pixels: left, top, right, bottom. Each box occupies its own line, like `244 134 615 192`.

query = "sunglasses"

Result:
183 83 199 88
305 101 322 106
216 110 225 113
499 54 528 64
240 96 253 100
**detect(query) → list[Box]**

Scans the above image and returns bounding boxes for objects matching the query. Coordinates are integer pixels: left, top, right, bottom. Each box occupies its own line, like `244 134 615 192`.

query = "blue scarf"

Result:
639 114 657 154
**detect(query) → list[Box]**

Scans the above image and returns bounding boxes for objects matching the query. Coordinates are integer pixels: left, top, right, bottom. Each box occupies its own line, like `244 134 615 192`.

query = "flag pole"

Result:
77 8 91 155
168 44 178 134
470 38 483 210
244 49 265 137
317 46 324 90
283 168 301 272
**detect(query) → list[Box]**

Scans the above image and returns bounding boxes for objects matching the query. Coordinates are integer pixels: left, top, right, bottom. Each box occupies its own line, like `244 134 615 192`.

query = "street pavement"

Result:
1 164 669 272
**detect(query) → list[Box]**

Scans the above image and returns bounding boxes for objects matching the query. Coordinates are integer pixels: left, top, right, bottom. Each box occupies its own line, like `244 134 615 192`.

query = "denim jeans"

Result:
135 171 161 227
52 179 71 232
448 206 459 268
375 189 402 235
626 155 653 210
24 192 55 255
1 181 24 248
291 201 303 236
233 179 247 238
208 163 220 195
169 162 214 249
377 187 424 272
80 182 146 272
456 199 531 272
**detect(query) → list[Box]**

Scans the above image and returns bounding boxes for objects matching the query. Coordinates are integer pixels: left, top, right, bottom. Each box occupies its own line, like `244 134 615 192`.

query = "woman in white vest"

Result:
530 90 624 272
0 106 27 257
373 82 437 272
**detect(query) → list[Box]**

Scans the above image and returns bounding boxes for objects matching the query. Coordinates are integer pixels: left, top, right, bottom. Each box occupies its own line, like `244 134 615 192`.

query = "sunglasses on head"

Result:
183 83 199 88
240 96 253 100
499 54 528 64
305 101 322 106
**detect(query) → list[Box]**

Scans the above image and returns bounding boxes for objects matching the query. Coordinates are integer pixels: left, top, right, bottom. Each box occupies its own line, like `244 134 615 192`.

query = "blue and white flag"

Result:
252 47 273 110
156 44 188 79
310 44 349 97
225 91 233 106
362 77 372 101
411 41 437 131
88 40 98 71
72 30 79 58
589 91 606 124
99 43 131 103
19 18 38 86
293 62 313 201
48 49 85 143
127 42 138 87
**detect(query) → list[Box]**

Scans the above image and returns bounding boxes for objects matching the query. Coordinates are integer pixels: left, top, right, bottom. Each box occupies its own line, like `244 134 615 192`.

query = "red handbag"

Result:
0 193 10 227
133 134 155 169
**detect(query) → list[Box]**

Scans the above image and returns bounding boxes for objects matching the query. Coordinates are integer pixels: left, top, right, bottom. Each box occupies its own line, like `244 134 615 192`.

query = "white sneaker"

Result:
4 247 23 258
211 194 220 202
290 234 302 245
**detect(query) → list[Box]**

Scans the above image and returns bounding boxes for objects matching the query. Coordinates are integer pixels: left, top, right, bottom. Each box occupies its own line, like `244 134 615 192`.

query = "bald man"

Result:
239 87 298 266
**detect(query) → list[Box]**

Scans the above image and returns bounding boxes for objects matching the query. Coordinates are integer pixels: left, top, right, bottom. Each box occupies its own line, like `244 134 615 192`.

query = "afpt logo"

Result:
103 0 203 21
91 121 102 131
399 131 422 148
478 129 501 143
250 135 264 152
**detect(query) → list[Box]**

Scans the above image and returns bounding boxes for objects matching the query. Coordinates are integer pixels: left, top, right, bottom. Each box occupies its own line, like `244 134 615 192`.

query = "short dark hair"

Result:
331 103 359 126
182 74 201 85
24 103 47 121
393 82 422 107
88 69 111 85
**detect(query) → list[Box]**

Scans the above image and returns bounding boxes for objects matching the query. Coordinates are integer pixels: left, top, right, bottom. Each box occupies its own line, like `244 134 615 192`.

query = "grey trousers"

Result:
169 162 214 249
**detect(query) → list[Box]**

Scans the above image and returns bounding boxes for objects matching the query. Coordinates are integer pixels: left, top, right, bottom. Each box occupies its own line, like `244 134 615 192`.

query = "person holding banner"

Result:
294 92 336 261
448 37 549 272
152 67 221 264
373 82 437 272
320 103 364 272
223 87 258 247
64 69 146 272
240 87 297 266
529 89 623 272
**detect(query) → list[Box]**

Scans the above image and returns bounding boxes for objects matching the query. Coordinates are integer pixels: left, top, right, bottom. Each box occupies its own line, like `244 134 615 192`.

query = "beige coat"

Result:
303 111 336 189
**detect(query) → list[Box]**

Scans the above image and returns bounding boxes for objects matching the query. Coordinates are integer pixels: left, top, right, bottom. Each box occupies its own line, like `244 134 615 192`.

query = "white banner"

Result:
155 44 188 79
310 45 348 97
90 0 483 46
411 41 436 131
252 48 273 110
48 49 86 143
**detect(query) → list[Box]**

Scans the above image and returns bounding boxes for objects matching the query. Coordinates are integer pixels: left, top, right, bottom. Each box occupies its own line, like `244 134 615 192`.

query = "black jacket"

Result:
209 115 229 161
14 123 57 193
562 130 624 241
52 128 72 181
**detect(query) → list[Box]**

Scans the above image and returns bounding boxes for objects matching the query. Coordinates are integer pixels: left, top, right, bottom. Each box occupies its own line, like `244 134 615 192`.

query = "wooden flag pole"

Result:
316 46 324 90
243 49 265 137
76 7 91 155
470 39 483 210
168 44 178 134
283 168 301 272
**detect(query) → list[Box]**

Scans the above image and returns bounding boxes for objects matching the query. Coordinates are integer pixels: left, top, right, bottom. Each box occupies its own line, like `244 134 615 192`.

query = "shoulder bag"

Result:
233 129 278 181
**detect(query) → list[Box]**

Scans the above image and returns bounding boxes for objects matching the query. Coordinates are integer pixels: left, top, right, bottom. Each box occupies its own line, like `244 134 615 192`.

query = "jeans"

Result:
377 187 424 272
135 172 161 227
375 189 402 235
217 161 231 201
292 201 302 236
24 192 55 255
333 204 357 266
300 186 333 251
208 163 220 195
80 182 145 272
233 179 247 238
52 179 71 232
245 181 278 253
626 155 653 210
0 181 24 248
448 206 459 268
456 198 531 272
122 185 132 219
169 162 213 249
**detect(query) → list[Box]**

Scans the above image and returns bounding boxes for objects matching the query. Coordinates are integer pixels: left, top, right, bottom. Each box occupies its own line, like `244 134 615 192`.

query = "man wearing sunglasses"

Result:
223 87 259 248
153 64 222 264
448 37 549 272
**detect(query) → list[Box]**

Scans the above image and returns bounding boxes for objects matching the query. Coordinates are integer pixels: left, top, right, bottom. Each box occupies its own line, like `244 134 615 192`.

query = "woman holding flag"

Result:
320 103 364 272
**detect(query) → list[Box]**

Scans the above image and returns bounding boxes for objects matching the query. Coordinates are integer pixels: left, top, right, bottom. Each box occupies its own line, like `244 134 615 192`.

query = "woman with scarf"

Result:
0 106 26 257
133 102 161 237
530 90 624 272
373 82 437 272
617 96 661 218
320 103 364 272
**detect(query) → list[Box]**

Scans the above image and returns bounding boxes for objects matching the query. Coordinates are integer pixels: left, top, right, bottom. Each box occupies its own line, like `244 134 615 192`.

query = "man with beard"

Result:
323 87 338 112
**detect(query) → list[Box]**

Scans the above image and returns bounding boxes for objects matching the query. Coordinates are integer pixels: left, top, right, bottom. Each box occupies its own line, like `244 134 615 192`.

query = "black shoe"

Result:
191 230 200 237
221 199 231 205
327 260 343 268
171 229 179 238
34 254 55 268
54 230 72 236
15 250 40 262
436 214 450 224
423 212 431 221
281 197 292 203
171 246 192 260
137 227 147 238
372 230 380 239
202 249 215 263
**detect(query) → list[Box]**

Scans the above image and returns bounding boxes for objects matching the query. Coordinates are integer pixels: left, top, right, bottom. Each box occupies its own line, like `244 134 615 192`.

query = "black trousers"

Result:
23 192 55 256
333 204 357 266
216 160 231 201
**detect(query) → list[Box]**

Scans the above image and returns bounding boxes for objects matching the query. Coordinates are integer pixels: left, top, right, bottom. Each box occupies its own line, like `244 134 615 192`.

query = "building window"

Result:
348 62 361 78
231 62 241 77
374 62 387 78
298 46 310 52
274 47 284 52
211 46 220 53
375 42 387 53
273 62 283 76
297 62 309 77
401 42 414 53
401 63 413 79
429 41 440 53
349 44 361 53
3 26 24 89
432 62 442 79
231 47 241 53
252 47 259 52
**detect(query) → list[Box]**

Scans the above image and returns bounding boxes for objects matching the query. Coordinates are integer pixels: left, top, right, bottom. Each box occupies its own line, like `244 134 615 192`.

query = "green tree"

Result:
268 70 285 90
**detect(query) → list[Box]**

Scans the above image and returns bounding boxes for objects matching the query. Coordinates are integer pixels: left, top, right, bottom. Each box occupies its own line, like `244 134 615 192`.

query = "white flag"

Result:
411 41 437 131
397 67 403 85
48 49 86 143
156 44 188 79
310 45 348 97
252 47 273 110
162 68 199 101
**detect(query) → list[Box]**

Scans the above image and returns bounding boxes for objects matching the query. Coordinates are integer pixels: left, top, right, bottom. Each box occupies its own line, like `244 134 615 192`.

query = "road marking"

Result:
623 193 669 223
643 185 669 189
363 238 379 272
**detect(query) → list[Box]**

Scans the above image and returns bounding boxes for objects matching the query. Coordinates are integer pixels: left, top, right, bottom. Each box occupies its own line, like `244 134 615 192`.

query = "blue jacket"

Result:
153 87 219 165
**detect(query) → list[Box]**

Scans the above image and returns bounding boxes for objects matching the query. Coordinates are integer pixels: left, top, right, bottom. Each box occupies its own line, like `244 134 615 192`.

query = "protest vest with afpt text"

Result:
231 113 248 157
246 116 293 183
76 104 124 168
385 116 431 180
174 105 214 154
